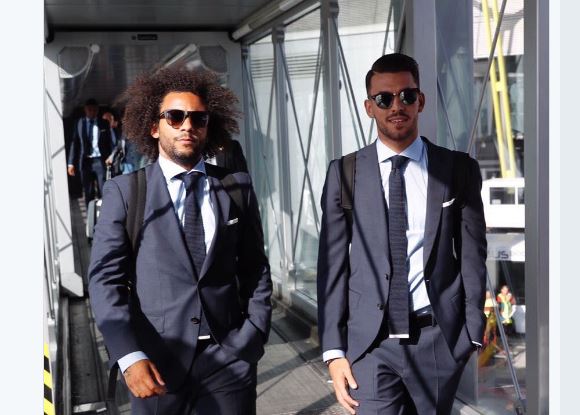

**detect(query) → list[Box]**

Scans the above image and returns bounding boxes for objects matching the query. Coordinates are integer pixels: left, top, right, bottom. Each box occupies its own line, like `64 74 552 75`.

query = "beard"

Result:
377 118 418 143
159 134 206 166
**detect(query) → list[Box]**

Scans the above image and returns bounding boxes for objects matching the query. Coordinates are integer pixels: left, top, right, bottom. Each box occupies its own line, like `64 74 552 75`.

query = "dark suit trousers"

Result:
81 157 106 205
129 341 257 415
350 324 469 415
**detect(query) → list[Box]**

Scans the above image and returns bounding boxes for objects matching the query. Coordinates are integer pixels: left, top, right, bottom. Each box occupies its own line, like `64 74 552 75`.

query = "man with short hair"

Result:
88 69 272 414
67 98 114 205
317 53 487 414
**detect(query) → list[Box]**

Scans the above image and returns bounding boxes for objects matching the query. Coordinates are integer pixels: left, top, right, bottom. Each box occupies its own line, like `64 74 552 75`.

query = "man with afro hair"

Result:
88 68 272 414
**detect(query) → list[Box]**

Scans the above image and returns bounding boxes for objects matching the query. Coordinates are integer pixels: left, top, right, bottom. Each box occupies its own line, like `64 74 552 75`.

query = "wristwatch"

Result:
325 358 338 366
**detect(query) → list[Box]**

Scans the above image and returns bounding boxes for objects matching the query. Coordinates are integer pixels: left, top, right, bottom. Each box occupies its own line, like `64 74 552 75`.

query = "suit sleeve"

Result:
88 179 140 365
459 156 488 344
236 175 272 342
317 160 350 353
68 122 80 166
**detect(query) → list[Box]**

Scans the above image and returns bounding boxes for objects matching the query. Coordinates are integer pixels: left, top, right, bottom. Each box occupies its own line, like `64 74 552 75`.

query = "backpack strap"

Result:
340 151 356 235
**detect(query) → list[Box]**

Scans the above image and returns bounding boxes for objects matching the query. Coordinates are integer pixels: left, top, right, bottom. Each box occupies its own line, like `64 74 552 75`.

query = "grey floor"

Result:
69 196 346 415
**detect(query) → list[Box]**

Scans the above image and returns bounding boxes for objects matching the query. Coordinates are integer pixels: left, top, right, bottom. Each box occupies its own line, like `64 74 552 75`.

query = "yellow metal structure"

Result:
481 0 517 178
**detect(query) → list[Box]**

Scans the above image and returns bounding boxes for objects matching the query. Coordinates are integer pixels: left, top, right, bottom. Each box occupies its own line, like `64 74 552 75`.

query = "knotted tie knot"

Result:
390 155 409 171
177 171 204 194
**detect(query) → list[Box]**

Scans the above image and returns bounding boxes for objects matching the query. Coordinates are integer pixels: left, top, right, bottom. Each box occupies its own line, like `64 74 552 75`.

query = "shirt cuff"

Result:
117 351 149 373
322 349 345 363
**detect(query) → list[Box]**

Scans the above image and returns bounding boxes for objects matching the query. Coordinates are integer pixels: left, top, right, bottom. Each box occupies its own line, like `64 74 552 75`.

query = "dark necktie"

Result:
387 155 410 337
181 172 206 278
85 119 94 154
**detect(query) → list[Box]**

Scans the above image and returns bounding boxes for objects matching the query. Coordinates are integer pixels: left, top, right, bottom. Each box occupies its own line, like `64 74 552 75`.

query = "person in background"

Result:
104 110 147 175
67 98 114 205
483 290 498 348
207 139 249 173
497 285 516 335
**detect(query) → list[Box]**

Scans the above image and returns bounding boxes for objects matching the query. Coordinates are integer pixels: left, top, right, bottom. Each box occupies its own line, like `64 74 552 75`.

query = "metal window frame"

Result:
524 0 550 413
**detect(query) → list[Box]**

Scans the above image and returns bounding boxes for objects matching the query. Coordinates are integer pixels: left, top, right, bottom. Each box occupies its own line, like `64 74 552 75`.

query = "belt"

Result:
195 336 216 355
410 312 436 329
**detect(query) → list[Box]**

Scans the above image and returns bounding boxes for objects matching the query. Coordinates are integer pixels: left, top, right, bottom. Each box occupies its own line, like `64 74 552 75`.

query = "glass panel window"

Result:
470 1 526 413
284 9 325 300
337 0 403 153
490 187 516 205
246 36 284 280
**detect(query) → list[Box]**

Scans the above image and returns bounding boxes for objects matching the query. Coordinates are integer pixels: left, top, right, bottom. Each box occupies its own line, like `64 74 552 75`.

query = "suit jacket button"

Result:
191 317 200 324
377 303 384 310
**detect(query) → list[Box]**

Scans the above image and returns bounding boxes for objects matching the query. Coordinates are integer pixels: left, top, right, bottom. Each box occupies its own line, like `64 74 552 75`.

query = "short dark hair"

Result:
365 53 420 94
84 98 98 107
121 68 240 161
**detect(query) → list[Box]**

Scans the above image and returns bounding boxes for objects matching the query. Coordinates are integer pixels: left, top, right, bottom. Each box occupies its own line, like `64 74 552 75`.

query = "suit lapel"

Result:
357 144 391 277
199 174 230 280
144 162 194 275
422 137 452 269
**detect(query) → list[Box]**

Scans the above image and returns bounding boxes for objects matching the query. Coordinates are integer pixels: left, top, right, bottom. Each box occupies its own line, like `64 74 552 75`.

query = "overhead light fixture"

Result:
160 44 199 70
279 0 303 11
232 24 252 41
231 0 307 41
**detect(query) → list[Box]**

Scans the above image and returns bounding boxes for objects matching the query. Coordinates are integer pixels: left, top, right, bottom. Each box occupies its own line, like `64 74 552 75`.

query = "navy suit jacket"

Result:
88 161 272 390
68 118 113 168
214 139 249 173
317 138 487 363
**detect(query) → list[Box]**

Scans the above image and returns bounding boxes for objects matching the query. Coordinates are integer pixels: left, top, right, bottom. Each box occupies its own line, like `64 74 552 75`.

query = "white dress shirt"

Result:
87 118 101 158
117 155 216 373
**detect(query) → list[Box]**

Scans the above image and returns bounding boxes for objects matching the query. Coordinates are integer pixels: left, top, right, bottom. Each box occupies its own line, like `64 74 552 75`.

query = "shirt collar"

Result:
376 135 424 163
158 154 206 183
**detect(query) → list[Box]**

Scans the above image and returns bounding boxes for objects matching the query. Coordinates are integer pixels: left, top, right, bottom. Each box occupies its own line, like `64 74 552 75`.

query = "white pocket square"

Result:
442 198 455 208
226 218 239 225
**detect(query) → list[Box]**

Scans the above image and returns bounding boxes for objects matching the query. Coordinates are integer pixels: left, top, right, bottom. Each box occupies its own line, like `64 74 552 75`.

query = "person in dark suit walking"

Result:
88 69 272 414
317 53 487 414
212 139 249 173
67 98 114 205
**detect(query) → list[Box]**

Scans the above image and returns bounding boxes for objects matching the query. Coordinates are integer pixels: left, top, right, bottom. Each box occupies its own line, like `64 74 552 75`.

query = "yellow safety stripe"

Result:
44 343 55 415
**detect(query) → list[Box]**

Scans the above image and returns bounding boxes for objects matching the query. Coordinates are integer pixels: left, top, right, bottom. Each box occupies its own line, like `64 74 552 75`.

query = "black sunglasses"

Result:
368 88 421 109
159 110 210 129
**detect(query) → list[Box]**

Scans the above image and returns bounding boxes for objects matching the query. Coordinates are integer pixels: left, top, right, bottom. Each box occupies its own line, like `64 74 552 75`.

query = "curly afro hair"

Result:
121 68 241 161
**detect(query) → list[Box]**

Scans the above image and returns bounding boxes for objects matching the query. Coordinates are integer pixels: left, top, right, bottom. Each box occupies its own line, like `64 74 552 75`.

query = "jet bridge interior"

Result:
42 1 550 414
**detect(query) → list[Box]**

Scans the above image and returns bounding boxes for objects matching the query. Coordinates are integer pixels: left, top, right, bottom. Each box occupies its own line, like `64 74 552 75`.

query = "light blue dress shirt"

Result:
117 155 216 373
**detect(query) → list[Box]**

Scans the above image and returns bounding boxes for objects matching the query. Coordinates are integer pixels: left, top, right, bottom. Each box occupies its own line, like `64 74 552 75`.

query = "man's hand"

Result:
67 165 75 176
123 359 167 399
328 358 359 414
